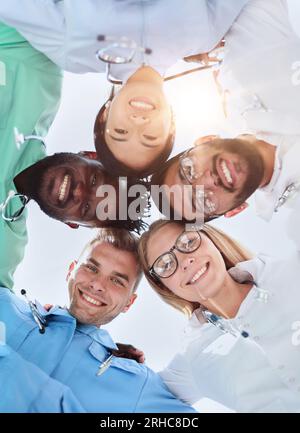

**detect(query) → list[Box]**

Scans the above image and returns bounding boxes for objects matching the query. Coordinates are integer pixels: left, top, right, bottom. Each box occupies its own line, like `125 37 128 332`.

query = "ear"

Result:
122 294 137 314
78 150 98 160
66 260 78 281
224 202 249 218
194 135 219 147
65 222 79 229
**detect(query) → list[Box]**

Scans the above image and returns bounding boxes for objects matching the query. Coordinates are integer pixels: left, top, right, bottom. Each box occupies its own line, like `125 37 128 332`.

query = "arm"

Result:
0 343 85 413
134 367 197 413
0 0 66 68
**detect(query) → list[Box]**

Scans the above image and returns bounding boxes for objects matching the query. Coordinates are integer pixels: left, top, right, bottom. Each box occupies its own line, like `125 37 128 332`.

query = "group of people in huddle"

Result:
0 0 300 413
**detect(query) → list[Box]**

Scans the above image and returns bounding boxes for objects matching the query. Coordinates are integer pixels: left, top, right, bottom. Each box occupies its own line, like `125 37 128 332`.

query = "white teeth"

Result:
221 160 233 185
129 100 154 110
82 292 101 306
58 174 70 202
189 265 208 284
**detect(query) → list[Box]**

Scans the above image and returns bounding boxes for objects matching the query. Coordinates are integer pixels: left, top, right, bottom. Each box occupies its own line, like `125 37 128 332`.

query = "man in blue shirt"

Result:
0 227 195 413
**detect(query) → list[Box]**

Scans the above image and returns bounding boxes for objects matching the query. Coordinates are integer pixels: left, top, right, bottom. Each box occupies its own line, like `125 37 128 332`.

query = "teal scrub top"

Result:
0 22 62 290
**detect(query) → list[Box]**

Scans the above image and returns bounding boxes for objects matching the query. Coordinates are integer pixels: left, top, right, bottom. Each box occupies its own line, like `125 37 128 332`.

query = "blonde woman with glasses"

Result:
139 220 300 412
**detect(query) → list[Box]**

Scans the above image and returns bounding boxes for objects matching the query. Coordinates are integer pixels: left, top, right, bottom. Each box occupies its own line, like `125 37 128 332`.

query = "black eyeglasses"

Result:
149 230 202 279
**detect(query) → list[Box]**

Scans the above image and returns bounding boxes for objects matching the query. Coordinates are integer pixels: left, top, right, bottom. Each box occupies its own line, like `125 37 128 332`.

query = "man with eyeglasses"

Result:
151 133 300 246
0 22 147 292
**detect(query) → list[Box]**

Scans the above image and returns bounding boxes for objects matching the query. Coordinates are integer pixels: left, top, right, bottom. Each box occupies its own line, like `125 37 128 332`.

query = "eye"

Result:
82 203 90 218
85 264 98 273
111 277 125 287
91 174 97 186
143 135 157 141
180 157 197 184
114 128 128 135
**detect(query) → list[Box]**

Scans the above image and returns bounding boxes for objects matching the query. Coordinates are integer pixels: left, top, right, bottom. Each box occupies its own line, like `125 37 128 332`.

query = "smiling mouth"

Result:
129 97 155 111
79 289 107 308
58 174 71 203
187 263 209 285
215 158 236 190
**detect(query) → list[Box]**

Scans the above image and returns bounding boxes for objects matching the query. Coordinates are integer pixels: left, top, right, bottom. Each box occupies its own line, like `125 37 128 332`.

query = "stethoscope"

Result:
20 288 116 375
202 310 249 339
0 127 46 222
95 34 222 85
21 289 47 334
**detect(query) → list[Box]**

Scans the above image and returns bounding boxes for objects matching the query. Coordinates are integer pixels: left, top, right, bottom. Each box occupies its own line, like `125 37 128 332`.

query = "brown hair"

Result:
82 227 143 292
138 219 253 317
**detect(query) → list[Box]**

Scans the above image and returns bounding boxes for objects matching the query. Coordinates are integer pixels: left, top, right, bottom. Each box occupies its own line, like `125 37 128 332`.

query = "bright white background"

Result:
14 62 295 412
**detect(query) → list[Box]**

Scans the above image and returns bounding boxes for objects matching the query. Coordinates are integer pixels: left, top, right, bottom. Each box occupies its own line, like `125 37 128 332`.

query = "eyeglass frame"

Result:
148 229 202 280
178 146 220 219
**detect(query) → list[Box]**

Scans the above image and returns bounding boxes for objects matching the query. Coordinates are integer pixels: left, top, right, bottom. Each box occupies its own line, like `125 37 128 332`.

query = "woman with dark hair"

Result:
0 0 250 177
94 69 175 178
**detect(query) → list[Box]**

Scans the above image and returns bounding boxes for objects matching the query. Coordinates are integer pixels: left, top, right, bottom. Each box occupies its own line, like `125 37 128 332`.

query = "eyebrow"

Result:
88 258 129 283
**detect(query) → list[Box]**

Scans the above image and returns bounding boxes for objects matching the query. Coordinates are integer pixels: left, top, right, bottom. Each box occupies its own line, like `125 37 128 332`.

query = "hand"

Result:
44 304 53 311
112 343 145 363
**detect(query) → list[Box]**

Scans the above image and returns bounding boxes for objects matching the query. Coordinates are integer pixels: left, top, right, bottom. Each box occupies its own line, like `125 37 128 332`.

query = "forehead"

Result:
147 224 183 264
84 241 137 274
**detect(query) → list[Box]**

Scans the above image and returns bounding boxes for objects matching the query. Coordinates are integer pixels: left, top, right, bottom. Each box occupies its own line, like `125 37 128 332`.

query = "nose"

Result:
181 256 195 271
202 169 219 189
72 181 85 204
129 114 150 125
88 276 106 293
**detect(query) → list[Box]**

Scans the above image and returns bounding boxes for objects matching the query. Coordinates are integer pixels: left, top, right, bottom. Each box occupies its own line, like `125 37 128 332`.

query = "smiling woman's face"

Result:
103 67 173 171
147 223 228 302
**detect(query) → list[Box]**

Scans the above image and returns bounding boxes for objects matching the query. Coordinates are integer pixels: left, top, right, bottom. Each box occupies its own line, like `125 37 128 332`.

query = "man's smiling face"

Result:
25 153 118 226
160 137 264 221
68 241 138 326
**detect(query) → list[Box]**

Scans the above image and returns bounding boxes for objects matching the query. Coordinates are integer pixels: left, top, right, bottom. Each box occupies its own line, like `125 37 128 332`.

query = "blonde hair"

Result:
138 219 253 317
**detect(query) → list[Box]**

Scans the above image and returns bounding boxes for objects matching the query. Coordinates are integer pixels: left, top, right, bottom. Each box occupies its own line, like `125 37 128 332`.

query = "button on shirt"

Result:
0 22 62 290
160 253 300 412
0 0 249 77
0 288 195 413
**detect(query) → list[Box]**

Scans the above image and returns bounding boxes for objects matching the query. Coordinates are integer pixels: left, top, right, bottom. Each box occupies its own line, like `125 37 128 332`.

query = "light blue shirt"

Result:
0 287 195 413
0 343 85 412
0 0 249 77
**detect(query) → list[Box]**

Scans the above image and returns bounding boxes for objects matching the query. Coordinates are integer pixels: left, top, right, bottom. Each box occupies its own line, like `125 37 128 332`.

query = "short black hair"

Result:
94 87 175 179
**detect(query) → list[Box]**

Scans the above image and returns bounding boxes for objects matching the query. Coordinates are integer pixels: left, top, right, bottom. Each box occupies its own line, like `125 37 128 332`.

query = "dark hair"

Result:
95 177 152 235
94 87 175 179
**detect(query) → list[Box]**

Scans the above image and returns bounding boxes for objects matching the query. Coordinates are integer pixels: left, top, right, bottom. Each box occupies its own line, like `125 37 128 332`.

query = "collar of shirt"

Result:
34 300 118 350
254 133 299 220
35 301 118 350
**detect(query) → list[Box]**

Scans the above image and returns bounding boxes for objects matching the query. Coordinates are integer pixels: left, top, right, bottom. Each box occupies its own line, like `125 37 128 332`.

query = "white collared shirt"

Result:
218 0 300 135
0 0 249 77
160 253 300 413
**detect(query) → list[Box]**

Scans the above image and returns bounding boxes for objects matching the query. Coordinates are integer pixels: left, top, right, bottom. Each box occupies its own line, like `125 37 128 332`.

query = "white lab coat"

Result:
160 253 300 413
217 0 300 135
0 0 249 78
253 132 300 248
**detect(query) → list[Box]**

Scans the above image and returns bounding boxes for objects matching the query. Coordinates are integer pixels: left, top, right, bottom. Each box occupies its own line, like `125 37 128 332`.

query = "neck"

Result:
256 139 276 188
201 273 252 319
